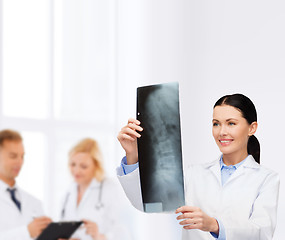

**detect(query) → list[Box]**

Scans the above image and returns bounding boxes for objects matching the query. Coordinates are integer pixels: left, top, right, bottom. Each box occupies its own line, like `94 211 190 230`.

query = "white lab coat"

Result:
0 180 44 240
117 155 280 240
61 177 131 240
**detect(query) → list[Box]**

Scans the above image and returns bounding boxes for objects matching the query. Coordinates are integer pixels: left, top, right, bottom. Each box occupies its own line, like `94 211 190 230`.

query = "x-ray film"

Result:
137 82 185 213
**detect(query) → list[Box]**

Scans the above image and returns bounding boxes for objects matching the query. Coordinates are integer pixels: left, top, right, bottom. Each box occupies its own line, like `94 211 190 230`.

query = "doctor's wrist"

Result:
93 233 106 240
209 218 219 235
125 152 138 165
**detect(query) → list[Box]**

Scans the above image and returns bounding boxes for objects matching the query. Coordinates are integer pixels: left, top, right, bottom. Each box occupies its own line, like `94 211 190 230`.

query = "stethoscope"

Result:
61 180 104 218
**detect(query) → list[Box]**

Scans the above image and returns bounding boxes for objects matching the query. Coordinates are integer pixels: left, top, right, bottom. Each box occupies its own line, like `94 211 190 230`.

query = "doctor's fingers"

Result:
178 218 207 231
178 217 200 226
118 128 141 141
182 222 202 230
38 220 52 229
85 226 99 239
31 218 51 230
127 118 141 126
85 224 99 233
83 220 99 228
123 122 143 134
176 206 201 214
36 220 51 232
83 219 97 224
34 216 52 223
127 122 143 132
85 223 98 228
176 212 199 221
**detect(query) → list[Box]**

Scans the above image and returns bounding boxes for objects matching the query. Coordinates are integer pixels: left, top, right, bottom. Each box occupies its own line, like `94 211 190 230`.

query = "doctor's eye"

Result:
228 122 236 126
213 122 219 127
9 153 17 159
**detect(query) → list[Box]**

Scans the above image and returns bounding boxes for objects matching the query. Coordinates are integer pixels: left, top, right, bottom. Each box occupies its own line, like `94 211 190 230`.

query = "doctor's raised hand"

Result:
116 94 280 240
117 118 143 165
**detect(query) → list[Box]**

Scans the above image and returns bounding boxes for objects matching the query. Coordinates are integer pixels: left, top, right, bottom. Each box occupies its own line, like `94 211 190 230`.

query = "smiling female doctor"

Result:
116 93 280 240
60 138 131 240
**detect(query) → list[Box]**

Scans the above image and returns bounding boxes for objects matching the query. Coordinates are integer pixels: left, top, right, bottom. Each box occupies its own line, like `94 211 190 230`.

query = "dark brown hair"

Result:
214 94 260 164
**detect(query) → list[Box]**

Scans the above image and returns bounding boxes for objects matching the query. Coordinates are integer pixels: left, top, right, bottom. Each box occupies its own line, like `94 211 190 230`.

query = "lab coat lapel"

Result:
208 158 222 186
0 193 18 210
223 155 259 187
77 179 99 210
0 181 21 212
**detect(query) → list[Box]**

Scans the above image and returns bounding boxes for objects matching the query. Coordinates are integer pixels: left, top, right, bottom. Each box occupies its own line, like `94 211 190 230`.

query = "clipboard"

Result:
137 82 185 213
36 221 83 240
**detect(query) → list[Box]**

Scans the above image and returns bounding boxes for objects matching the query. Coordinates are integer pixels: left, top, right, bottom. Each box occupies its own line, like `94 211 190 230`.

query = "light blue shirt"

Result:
120 156 138 175
220 156 246 186
119 155 248 240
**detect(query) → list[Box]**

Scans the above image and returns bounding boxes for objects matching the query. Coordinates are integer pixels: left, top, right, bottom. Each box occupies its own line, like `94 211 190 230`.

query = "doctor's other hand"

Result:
28 216 52 238
117 118 143 165
176 206 219 235
83 219 106 240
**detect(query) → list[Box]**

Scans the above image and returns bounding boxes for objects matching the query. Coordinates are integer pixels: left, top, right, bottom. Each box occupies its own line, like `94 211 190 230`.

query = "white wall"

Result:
117 0 285 239
1 0 284 239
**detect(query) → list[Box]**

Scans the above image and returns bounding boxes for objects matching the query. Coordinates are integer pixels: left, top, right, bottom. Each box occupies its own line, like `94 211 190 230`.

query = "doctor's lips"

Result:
12 167 21 173
219 139 233 146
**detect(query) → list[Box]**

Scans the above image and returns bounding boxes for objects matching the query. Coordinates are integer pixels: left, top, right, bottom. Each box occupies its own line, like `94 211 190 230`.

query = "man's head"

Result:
0 130 24 186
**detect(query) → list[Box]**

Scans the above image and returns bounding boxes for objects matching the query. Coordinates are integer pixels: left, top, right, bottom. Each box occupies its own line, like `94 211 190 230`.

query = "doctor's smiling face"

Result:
212 105 257 164
69 152 96 186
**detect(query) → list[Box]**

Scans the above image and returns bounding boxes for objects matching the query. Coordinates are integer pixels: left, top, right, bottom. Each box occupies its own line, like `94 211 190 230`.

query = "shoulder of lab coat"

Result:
0 186 43 240
223 157 280 240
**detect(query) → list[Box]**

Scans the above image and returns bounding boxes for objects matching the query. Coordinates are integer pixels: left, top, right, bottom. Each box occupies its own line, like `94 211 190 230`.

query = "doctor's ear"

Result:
248 122 258 137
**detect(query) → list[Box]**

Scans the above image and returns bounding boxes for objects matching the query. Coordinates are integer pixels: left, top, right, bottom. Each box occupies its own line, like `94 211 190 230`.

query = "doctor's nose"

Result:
70 165 80 174
219 125 228 137
14 156 24 166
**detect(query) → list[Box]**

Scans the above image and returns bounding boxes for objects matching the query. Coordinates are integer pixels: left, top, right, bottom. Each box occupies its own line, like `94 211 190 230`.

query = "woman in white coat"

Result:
60 138 130 240
116 93 280 240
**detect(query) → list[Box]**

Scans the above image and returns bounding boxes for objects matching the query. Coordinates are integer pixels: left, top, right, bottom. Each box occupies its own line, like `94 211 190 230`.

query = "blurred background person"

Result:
0 129 51 240
60 138 131 240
